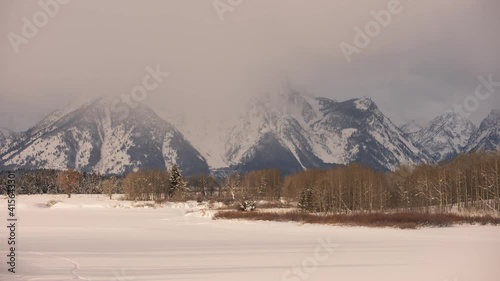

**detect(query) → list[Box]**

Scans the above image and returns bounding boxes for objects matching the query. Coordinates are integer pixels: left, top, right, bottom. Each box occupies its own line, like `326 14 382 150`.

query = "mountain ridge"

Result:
0 97 209 176
408 111 477 163
1 94 498 176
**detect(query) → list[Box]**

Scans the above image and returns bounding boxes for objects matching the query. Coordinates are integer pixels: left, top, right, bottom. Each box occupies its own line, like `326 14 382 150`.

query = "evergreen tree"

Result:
298 188 316 212
169 164 183 197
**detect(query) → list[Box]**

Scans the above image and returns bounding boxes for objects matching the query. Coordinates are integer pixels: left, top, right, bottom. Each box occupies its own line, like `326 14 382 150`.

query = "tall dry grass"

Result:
213 210 500 229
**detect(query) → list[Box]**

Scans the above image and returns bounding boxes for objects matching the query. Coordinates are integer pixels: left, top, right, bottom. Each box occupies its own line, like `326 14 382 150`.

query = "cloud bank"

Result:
1 0 499 131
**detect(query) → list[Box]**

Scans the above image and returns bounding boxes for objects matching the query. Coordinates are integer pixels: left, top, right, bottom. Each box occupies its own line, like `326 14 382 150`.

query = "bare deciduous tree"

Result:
56 170 82 198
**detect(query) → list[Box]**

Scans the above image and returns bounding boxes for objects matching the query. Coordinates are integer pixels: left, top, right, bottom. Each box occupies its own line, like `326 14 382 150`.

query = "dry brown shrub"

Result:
213 211 500 229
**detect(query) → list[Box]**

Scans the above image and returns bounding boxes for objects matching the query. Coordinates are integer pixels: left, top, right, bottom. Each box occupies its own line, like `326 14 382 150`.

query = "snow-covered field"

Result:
1 195 499 281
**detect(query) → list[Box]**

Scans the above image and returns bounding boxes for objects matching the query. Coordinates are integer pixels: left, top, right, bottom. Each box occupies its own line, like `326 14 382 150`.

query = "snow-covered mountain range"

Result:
204 90 430 174
402 109 500 164
406 112 477 163
0 98 208 176
466 109 500 153
0 91 498 176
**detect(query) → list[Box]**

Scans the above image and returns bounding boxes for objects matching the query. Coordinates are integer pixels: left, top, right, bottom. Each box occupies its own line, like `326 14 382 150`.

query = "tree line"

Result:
0 169 105 195
287 151 500 213
1 151 499 213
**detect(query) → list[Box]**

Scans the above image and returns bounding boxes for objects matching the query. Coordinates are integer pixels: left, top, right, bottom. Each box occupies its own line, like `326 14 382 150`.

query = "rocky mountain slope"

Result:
174 88 432 174
466 109 500 153
0 98 208 176
407 112 477 163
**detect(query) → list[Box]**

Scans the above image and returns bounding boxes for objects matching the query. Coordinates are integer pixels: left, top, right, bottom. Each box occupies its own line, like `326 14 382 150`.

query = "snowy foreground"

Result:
1 195 499 281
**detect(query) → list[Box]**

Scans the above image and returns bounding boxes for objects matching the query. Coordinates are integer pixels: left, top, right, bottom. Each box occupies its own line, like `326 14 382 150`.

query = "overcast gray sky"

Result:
1 0 499 132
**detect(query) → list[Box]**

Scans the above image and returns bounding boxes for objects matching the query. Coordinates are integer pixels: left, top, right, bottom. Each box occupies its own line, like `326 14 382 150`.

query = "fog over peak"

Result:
1 0 499 132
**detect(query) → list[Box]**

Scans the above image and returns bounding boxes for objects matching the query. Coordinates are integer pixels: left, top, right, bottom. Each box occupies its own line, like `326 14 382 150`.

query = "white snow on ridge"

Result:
95 117 133 175
4 132 69 170
413 111 477 161
354 97 371 110
71 128 94 170
162 132 178 168
310 128 357 164
466 109 500 152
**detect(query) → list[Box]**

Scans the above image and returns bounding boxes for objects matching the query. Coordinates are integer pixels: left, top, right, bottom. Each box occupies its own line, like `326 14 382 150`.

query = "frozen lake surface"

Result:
1 195 499 281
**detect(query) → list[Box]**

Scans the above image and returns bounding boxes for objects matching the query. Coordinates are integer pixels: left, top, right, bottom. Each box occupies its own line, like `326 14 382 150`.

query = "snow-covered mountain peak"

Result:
219 90 430 172
411 111 476 162
466 109 500 153
354 97 375 111
426 111 476 134
0 99 208 176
